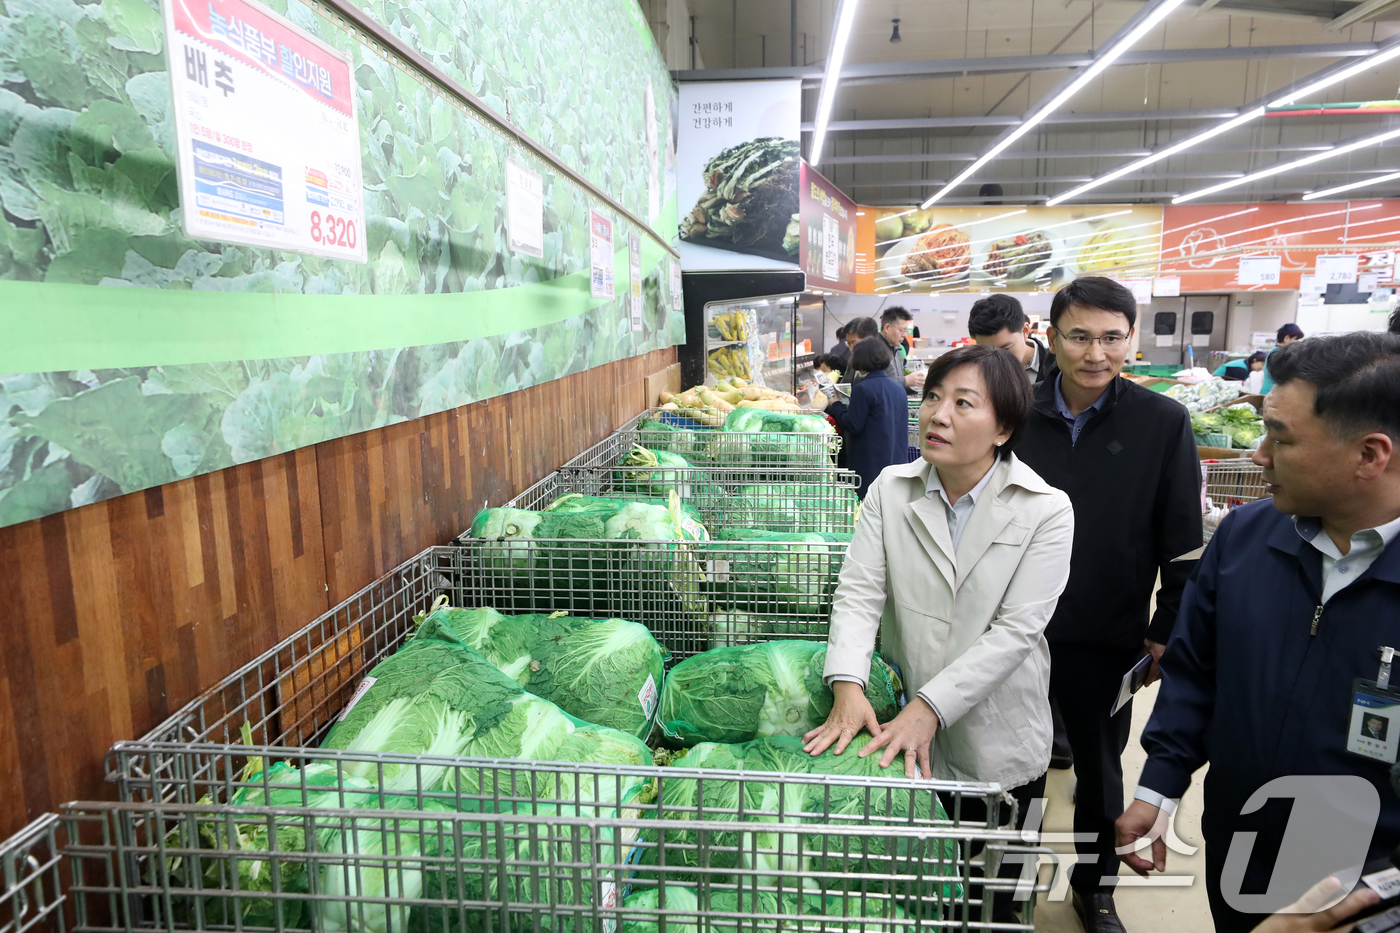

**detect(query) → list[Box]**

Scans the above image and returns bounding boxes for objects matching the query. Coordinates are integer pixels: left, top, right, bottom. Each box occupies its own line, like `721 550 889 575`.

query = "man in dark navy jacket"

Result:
1015 277 1203 933
1118 333 1400 933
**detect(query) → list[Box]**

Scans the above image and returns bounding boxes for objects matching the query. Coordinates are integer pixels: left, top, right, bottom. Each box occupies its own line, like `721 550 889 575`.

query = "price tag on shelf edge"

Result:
1316 255 1359 285
1237 256 1282 286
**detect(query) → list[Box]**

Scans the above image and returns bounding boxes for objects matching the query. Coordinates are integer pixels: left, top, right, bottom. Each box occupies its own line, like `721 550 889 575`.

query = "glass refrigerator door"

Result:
703 295 799 389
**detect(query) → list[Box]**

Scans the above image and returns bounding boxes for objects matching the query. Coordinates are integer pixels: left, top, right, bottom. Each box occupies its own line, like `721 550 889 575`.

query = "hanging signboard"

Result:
677 80 801 271
1316 255 1360 284
799 162 858 292
1152 276 1181 297
863 204 1163 294
1238 256 1283 286
1118 278 1153 304
164 0 367 261
590 210 615 299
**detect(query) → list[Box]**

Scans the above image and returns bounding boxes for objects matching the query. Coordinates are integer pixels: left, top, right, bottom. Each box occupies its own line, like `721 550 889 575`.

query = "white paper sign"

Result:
628 231 643 331
1298 274 1326 295
1192 334 1211 347
165 0 366 262
1155 334 1174 348
1316 255 1359 284
637 674 658 718
1152 276 1181 297
504 159 544 258
821 214 840 280
1359 272 1381 292
590 210 614 299
671 262 684 312
1238 256 1282 286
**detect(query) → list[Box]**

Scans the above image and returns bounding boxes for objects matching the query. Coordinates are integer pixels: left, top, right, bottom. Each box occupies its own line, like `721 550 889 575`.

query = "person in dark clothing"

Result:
829 325 852 362
968 293 1058 385
880 306 925 392
841 317 881 387
1119 333 1400 933
1014 276 1203 933
826 336 909 499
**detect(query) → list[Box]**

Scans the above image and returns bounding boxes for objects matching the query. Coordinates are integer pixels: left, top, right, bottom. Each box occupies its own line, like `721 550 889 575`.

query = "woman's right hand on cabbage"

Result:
802 680 884 757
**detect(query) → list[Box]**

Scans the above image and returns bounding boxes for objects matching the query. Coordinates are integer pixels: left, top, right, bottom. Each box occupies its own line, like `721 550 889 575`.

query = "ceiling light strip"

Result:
919 0 1190 209
1174 127 1400 203
808 0 862 165
1302 171 1400 201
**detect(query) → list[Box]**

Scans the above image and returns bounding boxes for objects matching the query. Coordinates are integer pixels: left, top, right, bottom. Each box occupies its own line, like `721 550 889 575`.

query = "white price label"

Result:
600 881 619 933
164 0 367 261
590 211 615 299
1363 866 1400 900
1299 274 1326 295
1152 276 1181 297
1316 255 1359 284
628 231 643 331
337 676 378 721
1359 272 1381 292
505 159 544 258
821 214 840 281
1237 256 1282 286
637 674 658 718
1119 278 1153 304
671 263 684 312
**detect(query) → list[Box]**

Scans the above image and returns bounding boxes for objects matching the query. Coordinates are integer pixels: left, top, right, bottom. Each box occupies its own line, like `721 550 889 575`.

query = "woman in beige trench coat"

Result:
804 344 1074 804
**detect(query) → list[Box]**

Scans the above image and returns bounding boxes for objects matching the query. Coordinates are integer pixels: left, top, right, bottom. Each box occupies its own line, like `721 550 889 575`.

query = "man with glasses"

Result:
879 306 926 392
1015 277 1203 933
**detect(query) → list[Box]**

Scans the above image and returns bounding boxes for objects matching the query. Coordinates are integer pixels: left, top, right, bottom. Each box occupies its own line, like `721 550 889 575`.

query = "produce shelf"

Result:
95 546 1054 933
1203 460 1269 542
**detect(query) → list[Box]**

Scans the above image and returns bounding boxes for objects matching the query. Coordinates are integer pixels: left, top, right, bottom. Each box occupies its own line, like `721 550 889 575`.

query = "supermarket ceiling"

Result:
672 0 1400 205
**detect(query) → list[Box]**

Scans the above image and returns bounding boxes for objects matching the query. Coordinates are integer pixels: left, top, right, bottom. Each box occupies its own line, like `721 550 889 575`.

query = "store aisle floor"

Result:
1029 679 1213 932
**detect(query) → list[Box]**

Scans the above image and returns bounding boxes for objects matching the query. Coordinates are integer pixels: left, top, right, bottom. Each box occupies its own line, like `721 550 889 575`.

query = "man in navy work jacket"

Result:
1015 276 1203 933
1118 332 1400 933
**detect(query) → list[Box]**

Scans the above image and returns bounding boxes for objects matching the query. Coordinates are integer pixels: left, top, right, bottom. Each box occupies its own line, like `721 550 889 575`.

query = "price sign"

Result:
589 211 614 299
1119 278 1153 304
164 0 367 261
1238 256 1282 286
1316 255 1359 284
505 159 544 258
1359 272 1381 292
1152 276 1181 297
1299 273 1326 295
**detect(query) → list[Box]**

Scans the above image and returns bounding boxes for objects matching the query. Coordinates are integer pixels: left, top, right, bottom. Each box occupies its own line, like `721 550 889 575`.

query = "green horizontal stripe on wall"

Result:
0 238 670 374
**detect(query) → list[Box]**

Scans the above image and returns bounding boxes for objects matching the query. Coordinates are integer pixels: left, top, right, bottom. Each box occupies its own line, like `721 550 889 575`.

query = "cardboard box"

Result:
646 363 683 407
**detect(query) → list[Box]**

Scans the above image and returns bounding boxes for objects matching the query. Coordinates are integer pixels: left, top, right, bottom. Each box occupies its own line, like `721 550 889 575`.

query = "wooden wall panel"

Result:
0 348 675 839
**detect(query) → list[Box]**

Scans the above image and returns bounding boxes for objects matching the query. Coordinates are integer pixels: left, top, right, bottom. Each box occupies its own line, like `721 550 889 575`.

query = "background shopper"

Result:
825 337 909 499
969 293 1058 385
879 307 926 392
1260 322 1305 393
1014 276 1203 933
1119 332 1400 933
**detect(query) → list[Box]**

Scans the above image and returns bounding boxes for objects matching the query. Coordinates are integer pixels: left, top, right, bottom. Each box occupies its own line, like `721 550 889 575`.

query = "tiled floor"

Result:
1028 680 1213 932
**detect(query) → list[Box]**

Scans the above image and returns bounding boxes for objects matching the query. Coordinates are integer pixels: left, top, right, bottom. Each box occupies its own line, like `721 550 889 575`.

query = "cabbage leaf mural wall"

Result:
0 0 681 529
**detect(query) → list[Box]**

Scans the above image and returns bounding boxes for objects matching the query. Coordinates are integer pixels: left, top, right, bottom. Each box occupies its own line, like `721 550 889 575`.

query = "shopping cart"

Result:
1203 460 1269 541
97 548 1056 932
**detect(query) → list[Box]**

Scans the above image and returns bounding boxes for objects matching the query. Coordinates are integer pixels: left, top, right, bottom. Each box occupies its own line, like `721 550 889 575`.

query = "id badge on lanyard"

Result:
1348 647 1400 765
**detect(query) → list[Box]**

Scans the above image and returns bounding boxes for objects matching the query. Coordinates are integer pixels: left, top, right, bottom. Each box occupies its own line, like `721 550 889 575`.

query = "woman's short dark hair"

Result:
920 344 1033 459
1277 323 1304 343
1049 276 1137 330
1247 350 1268 366
1267 332 1400 440
851 336 893 374
847 316 880 340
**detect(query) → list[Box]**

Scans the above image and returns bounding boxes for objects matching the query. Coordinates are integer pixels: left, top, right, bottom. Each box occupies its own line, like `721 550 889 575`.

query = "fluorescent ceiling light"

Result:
920 0 1189 208
1046 39 1400 206
809 0 861 166
1046 109 1264 206
1174 127 1400 203
1270 44 1400 106
1302 170 1400 201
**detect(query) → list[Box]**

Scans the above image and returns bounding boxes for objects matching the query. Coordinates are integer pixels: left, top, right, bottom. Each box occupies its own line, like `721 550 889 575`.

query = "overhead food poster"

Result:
164 0 367 261
677 80 802 271
799 162 858 292
1159 201 1400 290
865 205 1163 294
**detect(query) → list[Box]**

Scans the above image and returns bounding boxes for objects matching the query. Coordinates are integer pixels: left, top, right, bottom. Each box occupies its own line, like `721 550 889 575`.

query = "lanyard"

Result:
1380 646 1395 691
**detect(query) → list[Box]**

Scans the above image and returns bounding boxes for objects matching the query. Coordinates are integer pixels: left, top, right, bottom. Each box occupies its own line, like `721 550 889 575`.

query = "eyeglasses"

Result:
1058 332 1129 350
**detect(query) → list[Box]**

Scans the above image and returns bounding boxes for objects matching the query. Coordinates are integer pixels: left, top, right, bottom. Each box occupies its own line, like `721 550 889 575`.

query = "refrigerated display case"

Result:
677 270 806 391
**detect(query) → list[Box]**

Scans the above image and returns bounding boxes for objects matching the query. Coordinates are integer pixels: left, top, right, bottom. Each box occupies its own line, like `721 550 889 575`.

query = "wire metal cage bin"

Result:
62 795 1055 933
617 409 843 467
460 467 861 538
1203 461 1268 541
1 814 66 933
98 546 1056 930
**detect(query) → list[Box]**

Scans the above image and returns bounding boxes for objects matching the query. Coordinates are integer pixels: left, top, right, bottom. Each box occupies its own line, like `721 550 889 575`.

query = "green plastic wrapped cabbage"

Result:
320 616 653 800
705 529 850 621
724 484 858 533
640 736 958 891
422 604 667 740
638 417 717 465
657 641 901 747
